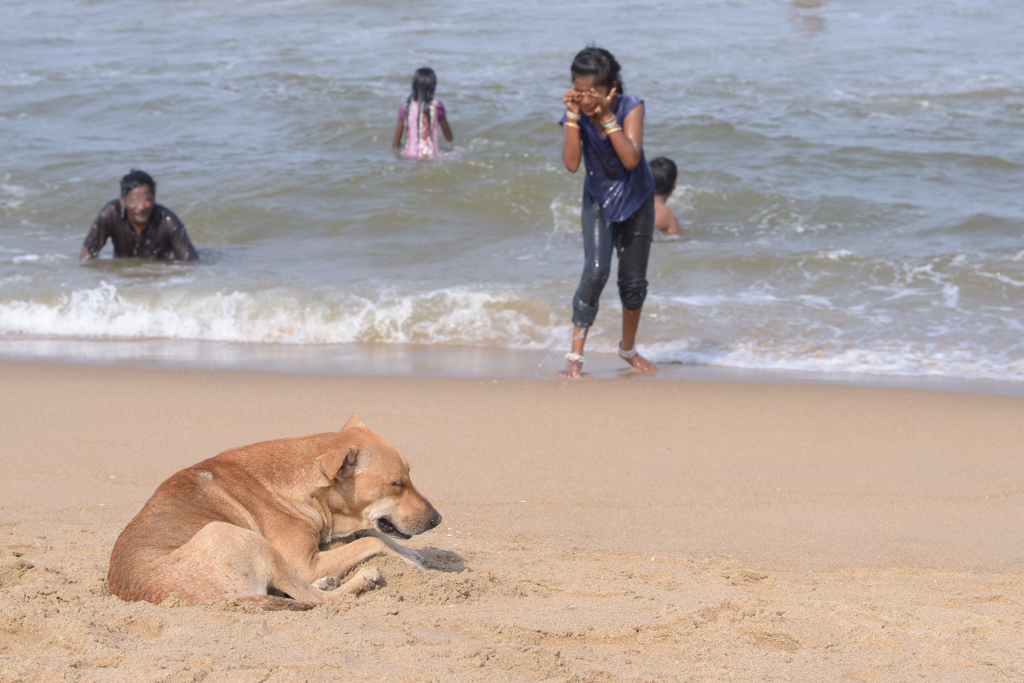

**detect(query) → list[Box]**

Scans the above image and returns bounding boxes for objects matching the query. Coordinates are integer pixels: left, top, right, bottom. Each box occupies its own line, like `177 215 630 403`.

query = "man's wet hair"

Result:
650 157 677 195
120 169 156 197
571 46 624 93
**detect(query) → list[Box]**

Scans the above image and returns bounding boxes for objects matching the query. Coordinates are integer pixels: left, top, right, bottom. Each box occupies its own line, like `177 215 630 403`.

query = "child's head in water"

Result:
650 157 678 197
650 157 681 236
409 67 437 103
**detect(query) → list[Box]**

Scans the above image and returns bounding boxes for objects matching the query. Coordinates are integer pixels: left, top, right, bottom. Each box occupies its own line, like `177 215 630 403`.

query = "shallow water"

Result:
2 0 1023 381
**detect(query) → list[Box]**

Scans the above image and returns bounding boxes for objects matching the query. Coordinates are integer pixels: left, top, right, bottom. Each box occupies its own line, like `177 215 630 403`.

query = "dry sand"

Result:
1 360 1022 681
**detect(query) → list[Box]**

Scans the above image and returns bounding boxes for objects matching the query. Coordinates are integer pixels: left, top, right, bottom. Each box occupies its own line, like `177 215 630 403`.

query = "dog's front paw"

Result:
362 566 382 588
356 566 382 592
337 565 381 595
313 576 342 591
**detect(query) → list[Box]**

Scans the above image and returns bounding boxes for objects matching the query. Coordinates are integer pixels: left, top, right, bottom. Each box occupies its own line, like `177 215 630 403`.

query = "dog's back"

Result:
108 459 247 603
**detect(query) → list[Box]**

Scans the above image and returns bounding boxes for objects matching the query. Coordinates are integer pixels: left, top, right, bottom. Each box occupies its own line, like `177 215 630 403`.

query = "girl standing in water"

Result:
393 67 453 159
558 47 657 378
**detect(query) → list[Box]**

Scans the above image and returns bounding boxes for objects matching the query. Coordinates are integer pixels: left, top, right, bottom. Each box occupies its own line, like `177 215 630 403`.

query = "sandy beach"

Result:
1 359 1022 681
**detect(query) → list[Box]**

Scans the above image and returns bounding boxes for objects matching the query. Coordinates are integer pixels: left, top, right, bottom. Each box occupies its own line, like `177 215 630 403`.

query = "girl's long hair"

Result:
406 67 437 131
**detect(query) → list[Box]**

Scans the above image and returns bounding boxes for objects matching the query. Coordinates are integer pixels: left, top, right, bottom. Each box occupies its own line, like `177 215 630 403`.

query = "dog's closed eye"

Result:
390 481 405 489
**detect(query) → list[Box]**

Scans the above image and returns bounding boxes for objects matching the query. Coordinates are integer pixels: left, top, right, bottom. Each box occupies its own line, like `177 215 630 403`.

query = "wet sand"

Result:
1 360 1022 681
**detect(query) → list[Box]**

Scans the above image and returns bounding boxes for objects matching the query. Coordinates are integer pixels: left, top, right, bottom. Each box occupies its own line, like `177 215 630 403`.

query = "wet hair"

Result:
410 67 437 103
406 67 438 129
650 157 677 195
570 47 624 93
120 169 156 197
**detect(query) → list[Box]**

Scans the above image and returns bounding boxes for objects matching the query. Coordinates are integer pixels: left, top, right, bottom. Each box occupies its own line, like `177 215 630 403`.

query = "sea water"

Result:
1 0 1023 382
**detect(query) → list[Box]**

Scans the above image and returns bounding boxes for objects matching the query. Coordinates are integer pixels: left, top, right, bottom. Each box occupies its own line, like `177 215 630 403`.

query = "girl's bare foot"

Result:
557 352 585 379
618 342 657 374
624 352 657 373
557 360 584 379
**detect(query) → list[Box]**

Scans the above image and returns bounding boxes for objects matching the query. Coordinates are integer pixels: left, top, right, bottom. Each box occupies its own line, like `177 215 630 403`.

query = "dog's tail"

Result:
233 595 317 611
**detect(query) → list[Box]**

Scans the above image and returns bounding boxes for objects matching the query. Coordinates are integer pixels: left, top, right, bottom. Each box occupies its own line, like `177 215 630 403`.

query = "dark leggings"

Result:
572 189 655 329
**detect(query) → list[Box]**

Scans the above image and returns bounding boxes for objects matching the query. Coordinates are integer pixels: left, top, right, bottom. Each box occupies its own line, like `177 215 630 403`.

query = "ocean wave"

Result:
4 281 1024 382
7 253 70 265
549 194 581 236
0 182 32 211
650 339 1024 382
0 282 565 348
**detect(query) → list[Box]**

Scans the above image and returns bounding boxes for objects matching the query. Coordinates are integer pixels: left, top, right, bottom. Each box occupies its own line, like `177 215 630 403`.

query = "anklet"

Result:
617 342 638 360
565 352 586 364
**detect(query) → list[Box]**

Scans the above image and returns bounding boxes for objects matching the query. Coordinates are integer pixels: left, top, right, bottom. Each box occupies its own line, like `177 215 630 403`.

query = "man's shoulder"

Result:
97 198 120 218
155 205 185 228
89 199 123 232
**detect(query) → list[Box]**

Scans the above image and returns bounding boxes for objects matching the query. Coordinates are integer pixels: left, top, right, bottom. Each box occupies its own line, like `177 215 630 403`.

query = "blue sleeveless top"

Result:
560 93 655 223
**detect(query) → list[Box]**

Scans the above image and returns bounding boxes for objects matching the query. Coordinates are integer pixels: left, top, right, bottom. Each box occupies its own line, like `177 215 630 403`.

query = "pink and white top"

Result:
399 99 445 158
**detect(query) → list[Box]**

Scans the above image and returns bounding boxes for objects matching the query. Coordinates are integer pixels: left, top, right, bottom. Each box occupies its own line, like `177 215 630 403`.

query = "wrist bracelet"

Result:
565 110 581 122
605 125 623 135
564 121 580 130
600 116 618 128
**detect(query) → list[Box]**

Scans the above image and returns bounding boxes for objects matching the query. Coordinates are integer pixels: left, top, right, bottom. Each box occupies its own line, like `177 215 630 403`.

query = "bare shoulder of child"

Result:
650 156 680 237
654 199 679 234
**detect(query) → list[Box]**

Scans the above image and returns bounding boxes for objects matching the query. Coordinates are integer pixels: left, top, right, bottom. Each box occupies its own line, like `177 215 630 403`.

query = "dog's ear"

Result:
316 445 360 484
342 414 366 431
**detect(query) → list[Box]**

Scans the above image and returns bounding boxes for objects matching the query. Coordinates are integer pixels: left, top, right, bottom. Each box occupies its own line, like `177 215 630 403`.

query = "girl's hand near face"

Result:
576 88 598 116
562 89 583 172
588 86 617 122
563 89 582 115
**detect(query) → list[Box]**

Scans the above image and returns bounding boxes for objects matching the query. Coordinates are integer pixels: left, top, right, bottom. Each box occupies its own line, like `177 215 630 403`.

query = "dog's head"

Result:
318 414 441 539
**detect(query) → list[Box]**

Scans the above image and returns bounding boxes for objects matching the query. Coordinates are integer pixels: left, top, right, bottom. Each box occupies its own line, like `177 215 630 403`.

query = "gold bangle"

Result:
565 110 581 122
564 121 580 130
605 125 623 135
600 116 617 128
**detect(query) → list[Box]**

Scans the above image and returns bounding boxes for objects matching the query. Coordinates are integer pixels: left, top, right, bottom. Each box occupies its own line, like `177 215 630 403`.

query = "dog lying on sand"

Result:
108 415 441 610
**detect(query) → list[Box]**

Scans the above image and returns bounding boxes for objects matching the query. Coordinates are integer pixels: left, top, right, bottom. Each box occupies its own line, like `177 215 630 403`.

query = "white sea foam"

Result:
549 195 581 236
821 250 858 261
650 339 1024 382
0 282 565 348
2 280 1024 381
9 253 67 265
0 182 31 210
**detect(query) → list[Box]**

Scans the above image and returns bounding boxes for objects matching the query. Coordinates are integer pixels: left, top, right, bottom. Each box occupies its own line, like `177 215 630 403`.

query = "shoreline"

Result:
3 336 1024 398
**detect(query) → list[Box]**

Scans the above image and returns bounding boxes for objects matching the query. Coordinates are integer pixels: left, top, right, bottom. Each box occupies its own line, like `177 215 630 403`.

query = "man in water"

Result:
80 169 199 261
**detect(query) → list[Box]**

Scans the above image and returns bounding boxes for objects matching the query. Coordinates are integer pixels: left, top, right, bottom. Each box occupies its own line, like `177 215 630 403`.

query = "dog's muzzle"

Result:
375 511 442 539
375 517 411 540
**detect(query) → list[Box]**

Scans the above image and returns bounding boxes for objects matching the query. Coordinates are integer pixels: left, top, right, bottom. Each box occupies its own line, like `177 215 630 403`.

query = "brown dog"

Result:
108 415 441 610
